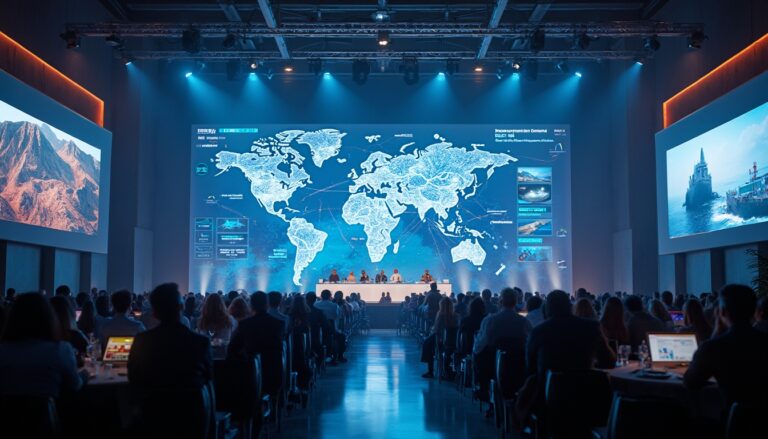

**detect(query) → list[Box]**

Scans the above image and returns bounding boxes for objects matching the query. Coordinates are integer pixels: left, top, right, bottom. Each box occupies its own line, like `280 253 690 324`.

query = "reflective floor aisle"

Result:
281 330 505 438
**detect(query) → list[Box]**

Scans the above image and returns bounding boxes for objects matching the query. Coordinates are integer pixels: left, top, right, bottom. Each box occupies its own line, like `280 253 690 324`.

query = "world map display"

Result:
189 125 571 293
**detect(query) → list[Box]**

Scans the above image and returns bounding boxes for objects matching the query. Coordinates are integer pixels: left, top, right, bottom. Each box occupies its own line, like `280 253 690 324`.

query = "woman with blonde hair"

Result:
198 293 237 341
227 296 252 322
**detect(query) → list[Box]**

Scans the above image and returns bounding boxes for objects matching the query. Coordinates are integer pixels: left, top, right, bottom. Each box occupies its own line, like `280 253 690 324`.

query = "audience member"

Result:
55 285 77 310
525 296 545 327
624 295 664 350
227 296 252 322
527 290 615 377
661 290 675 310
421 297 459 378
755 296 768 334
198 293 237 341
96 289 146 349
49 296 89 360
680 298 712 344
481 289 498 314
573 298 597 320
0 292 86 398
77 299 97 335
599 297 629 346
227 291 285 397
3 288 16 307
460 297 487 335
454 293 467 317
305 292 331 360
684 284 768 408
649 299 674 328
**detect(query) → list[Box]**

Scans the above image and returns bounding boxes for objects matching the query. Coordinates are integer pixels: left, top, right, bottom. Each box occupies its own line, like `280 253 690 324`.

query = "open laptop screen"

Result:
647 333 698 364
103 336 135 363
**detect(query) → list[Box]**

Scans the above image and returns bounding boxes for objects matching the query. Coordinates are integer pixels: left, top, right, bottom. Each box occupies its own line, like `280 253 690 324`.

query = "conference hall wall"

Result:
145 63 616 294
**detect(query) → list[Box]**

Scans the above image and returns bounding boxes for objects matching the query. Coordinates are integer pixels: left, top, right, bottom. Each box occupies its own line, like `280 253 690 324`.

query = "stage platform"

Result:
313 282 452 303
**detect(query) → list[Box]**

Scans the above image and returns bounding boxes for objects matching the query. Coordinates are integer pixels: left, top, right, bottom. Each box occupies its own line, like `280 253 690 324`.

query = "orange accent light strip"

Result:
663 33 768 128
0 31 105 126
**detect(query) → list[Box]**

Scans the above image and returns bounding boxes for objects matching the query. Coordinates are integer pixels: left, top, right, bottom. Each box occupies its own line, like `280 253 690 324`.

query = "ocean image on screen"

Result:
0 99 101 234
666 101 768 239
190 125 571 293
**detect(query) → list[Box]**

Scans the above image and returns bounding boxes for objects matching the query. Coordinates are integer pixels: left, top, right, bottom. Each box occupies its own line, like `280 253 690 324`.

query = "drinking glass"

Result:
618 345 631 366
104 363 114 380
638 343 650 368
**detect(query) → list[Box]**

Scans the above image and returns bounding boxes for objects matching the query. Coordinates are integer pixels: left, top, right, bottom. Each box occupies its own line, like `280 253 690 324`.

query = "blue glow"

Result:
574 71 583 78
248 72 257 80
635 61 644 66
124 61 133 66
323 72 332 79
437 72 446 79
185 71 193 78
512 72 520 79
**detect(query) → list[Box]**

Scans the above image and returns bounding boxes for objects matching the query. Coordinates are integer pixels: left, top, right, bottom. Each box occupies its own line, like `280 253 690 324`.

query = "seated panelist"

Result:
346 271 356 283
375 270 388 284
328 269 340 283
420 269 433 283
360 270 370 283
391 268 403 283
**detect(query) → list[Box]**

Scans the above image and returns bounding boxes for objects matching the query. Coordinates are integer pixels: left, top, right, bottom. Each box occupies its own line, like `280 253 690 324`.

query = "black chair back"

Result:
138 384 213 439
442 327 458 350
495 336 527 398
0 394 60 439
545 369 612 438
726 402 762 439
606 395 688 439
213 356 262 421
458 328 475 356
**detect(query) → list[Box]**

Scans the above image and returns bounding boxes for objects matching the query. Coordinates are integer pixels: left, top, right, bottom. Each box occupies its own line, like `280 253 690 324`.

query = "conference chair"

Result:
544 369 612 439
725 402 762 439
136 383 215 439
594 394 688 439
437 326 458 382
213 356 264 439
0 394 61 439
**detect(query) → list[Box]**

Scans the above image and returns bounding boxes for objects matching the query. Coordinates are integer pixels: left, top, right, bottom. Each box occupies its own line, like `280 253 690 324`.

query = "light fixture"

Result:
512 60 521 70
446 59 460 75
352 59 371 85
249 61 258 70
530 28 545 52
688 31 707 49
105 34 124 49
399 58 419 85
643 35 661 52
556 61 570 74
182 28 202 53
309 58 323 76
222 33 237 49
59 30 80 49
372 10 390 22
474 65 484 73
377 30 390 47
121 54 135 66
284 66 294 73
574 71 583 78
185 71 193 78
634 57 645 66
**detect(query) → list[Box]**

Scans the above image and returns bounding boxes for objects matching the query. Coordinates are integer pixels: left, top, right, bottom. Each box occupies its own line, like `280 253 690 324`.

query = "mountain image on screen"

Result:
0 120 100 234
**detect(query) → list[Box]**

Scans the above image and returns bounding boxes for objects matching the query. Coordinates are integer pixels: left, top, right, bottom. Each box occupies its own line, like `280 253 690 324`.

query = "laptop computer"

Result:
647 332 698 368
102 336 135 365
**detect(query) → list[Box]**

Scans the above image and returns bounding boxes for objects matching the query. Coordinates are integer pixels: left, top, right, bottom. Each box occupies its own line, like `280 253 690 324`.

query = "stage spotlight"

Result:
284 66 294 73
105 34 124 49
556 61 570 74
688 31 707 49
182 28 202 53
512 60 521 71
446 59 460 75
121 55 135 66
530 28 545 52
496 68 504 80
399 58 419 85
574 71 583 78
437 72 446 78
377 31 390 46
634 57 645 66
249 61 258 70
474 65 484 73
308 58 323 76
185 71 193 78
222 33 237 49
574 33 591 50
352 59 371 85
372 9 390 22
59 30 80 49
643 35 661 52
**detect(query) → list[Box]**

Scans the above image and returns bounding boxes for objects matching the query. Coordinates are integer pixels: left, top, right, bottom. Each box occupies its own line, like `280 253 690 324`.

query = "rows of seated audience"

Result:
402 283 768 438
0 283 367 438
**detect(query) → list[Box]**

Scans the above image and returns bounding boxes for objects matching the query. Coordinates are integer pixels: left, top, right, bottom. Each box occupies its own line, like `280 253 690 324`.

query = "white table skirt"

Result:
313 282 452 303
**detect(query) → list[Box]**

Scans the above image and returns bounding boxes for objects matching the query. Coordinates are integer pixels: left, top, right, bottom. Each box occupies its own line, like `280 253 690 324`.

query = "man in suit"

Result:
684 284 768 409
227 291 285 398
128 283 213 438
526 290 615 377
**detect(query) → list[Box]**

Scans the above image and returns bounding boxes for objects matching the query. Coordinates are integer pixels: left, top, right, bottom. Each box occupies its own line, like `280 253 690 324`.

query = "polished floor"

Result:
282 330 506 438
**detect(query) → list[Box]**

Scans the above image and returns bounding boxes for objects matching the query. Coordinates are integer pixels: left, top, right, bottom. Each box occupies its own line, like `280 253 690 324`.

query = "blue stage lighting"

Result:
323 71 331 78
185 71 193 78
248 72 257 80
574 71 582 78
437 72 445 78
512 72 520 79
635 60 644 66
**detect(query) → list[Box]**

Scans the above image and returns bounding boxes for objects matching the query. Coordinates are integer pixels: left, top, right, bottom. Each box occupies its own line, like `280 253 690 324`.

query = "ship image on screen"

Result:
190 125 571 293
666 101 768 239
0 99 101 234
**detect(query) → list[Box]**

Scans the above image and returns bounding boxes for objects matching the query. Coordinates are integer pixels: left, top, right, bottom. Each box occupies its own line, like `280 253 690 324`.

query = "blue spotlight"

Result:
323 71 331 79
248 72 257 80
635 60 644 66
512 72 520 79
437 72 446 79
185 71 193 78
574 71 582 78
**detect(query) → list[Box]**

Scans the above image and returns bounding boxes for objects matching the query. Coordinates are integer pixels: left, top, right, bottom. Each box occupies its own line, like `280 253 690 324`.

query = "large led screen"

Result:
190 125 571 293
0 70 111 253
657 71 768 254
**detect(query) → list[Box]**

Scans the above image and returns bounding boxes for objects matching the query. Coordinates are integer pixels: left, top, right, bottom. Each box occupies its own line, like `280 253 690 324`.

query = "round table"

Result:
607 363 723 420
